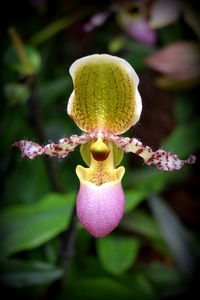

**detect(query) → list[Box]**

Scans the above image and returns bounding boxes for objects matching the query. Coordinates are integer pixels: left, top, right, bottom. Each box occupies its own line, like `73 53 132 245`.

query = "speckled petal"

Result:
12 133 96 159
67 54 142 134
76 179 125 238
12 140 43 159
106 134 196 171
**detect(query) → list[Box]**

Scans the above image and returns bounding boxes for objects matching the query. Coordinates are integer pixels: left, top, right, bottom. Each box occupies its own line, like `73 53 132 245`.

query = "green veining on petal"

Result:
68 55 139 134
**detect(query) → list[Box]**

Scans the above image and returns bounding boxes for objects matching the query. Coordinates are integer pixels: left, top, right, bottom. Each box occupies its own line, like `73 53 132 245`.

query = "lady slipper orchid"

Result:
13 54 196 238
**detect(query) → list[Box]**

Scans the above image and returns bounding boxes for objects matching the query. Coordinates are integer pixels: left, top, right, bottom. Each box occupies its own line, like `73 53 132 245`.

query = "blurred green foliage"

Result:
0 193 75 258
5 45 41 75
1 0 199 299
97 234 140 275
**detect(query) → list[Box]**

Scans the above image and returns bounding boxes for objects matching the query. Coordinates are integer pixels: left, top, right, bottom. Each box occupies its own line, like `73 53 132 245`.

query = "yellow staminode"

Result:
67 54 142 134
76 141 125 186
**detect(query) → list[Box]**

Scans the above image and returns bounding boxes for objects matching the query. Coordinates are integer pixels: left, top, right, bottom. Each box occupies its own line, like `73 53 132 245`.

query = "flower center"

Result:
85 140 117 185
77 139 125 186
90 137 110 161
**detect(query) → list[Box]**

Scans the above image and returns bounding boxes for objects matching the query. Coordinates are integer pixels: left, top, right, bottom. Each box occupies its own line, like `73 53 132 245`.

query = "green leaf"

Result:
124 188 147 213
75 228 93 258
108 37 125 53
157 22 183 44
96 234 140 275
0 259 63 288
124 41 155 70
163 118 200 157
148 195 198 277
174 92 197 124
42 238 61 265
126 167 190 198
129 273 158 300
3 159 50 205
0 192 75 258
71 256 107 280
121 210 171 257
136 262 184 297
121 210 162 240
4 46 41 75
68 277 133 300
38 76 72 106
4 83 30 106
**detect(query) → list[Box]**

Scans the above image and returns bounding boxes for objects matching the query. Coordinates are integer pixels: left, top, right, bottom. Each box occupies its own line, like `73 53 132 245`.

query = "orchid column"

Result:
14 54 196 238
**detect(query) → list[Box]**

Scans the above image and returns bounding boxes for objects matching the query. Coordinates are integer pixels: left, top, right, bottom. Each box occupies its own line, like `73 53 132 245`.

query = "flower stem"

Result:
29 10 91 46
8 27 31 70
60 204 77 285
28 77 64 193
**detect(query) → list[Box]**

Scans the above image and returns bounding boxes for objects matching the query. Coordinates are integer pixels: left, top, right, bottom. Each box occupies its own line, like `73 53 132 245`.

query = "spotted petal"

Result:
106 134 196 171
67 54 142 134
13 133 96 159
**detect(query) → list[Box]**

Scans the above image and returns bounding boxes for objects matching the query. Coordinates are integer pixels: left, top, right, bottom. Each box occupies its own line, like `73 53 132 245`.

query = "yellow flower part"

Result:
67 54 142 134
77 138 125 186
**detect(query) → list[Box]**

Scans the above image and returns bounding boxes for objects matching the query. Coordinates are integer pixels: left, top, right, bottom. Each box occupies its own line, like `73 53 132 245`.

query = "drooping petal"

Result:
106 134 196 171
12 133 96 159
67 54 142 134
146 42 200 81
12 140 43 159
144 149 196 171
149 0 181 29
76 165 125 237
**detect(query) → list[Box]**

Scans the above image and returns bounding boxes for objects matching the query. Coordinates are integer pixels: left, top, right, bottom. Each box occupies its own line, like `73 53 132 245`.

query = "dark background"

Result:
1 0 200 299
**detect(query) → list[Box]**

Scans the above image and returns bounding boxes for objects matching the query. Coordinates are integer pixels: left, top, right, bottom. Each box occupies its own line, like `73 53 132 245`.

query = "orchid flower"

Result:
13 54 196 238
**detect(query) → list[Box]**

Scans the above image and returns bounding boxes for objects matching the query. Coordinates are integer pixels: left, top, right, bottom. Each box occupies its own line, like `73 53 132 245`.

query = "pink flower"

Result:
126 17 157 45
149 0 181 29
146 41 200 81
83 11 110 32
13 54 196 237
76 172 125 238
115 3 157 45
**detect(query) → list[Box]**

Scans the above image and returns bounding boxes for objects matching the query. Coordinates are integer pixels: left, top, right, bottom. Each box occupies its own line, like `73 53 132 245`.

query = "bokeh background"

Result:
1 0 200 299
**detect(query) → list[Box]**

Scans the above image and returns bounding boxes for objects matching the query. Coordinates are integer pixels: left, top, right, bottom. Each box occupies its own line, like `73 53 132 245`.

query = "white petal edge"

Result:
67 54 142 129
